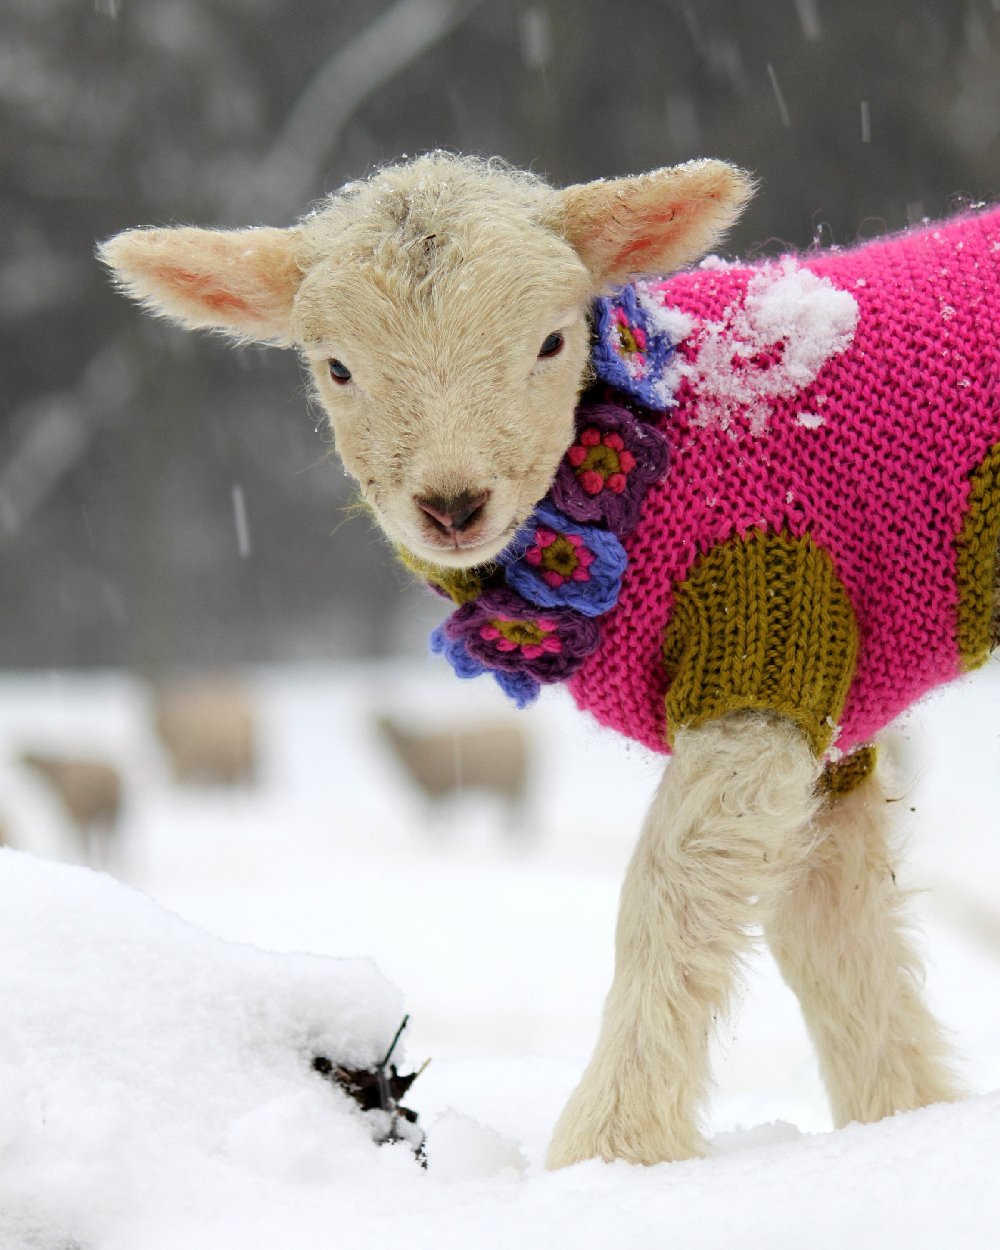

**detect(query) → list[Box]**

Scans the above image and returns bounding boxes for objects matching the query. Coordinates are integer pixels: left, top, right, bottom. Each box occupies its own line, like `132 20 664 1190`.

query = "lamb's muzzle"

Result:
414 489 491 543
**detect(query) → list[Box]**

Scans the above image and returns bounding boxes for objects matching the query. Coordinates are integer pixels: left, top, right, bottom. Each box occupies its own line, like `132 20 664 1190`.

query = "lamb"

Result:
99 152 1000 1169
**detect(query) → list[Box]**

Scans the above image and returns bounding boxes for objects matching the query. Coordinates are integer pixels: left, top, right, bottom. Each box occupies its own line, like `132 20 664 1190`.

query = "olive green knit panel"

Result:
818 744 878 799
395 546 498 605
662 530 859 756
955 443 1000 672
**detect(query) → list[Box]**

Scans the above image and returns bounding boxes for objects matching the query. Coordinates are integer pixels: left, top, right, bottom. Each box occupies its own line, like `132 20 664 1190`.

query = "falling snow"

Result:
232 483 251 558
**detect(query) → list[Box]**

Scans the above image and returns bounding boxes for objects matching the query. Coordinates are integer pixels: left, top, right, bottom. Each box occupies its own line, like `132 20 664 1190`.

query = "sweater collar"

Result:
407 285 683 707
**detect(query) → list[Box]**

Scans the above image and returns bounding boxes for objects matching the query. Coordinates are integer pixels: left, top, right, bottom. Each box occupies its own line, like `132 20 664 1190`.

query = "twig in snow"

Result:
313 1014 429 1161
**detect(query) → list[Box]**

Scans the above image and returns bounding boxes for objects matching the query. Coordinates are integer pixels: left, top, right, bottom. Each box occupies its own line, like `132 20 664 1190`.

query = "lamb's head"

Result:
100 153 752 568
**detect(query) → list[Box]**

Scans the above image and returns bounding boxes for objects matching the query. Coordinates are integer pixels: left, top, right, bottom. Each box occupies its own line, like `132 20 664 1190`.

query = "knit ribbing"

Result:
662 531 858 755
397 547 496 605
818 745 878 799
956 442 1000 671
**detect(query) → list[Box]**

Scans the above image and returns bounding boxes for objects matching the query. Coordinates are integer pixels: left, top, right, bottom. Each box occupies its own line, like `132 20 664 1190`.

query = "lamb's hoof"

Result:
545 1094 702 1169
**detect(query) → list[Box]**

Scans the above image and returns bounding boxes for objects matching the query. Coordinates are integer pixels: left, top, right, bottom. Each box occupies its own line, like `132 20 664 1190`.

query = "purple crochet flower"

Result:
592 284 682 410
551 403 670 535
430 625 541 708
502 501 626 616
440 588 600 687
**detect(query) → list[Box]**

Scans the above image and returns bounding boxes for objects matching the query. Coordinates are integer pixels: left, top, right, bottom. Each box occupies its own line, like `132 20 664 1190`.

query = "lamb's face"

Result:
293 226 593 568
99 155 754 575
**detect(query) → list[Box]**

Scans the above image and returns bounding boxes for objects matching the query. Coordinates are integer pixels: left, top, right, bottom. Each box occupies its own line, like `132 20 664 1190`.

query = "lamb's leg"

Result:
546 711 821 1169
765 764 962 1126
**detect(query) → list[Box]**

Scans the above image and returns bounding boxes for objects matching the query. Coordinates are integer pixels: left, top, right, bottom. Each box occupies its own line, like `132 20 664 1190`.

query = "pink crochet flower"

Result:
568 428 636 498
612 305 648 357
481 613 563 659
441 588 600 683
551 403 670 535
524 526 595 588
503 500 627 615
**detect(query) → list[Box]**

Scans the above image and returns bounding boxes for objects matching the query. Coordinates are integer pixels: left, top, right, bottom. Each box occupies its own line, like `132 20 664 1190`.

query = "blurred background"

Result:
4 0 1000 674
3 0 1000 1111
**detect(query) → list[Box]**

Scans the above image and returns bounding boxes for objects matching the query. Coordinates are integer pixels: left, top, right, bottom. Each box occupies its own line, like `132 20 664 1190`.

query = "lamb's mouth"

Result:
411 517 522 569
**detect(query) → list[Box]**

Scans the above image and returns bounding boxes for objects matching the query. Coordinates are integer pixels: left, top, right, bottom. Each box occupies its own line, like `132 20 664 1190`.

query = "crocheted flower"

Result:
502 501 627 616
592 284 682 410
550 403 670 535
430 625 541 708
439 588 600 687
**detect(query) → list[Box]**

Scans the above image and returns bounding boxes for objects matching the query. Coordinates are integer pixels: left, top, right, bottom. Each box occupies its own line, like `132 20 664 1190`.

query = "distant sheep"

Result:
19 750 122 864
101 152 1000 1169
152 679 257 786
375 714 528 827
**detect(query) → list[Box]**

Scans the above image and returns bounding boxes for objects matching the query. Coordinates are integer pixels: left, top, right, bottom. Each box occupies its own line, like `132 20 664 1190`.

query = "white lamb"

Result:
101 152 991 1169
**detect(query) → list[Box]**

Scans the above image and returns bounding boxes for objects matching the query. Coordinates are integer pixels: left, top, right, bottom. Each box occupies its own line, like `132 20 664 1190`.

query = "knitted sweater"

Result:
425 208 1000 766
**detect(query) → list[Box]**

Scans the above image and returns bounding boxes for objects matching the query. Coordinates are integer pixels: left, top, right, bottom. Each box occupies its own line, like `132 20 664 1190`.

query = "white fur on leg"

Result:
546 712 822 1169
765 762 962 1126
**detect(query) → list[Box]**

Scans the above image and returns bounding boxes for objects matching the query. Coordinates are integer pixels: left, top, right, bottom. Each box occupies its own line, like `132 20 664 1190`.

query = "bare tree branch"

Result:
0 344 138 537
232 0 487 222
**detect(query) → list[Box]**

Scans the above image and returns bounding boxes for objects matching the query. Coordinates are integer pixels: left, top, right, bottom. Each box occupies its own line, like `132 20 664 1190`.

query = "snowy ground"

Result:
1 660 999 1247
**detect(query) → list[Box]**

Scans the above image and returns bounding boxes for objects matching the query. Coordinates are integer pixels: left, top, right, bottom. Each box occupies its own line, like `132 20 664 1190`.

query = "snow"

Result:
678 259 858 435
230 482 251 557
1 659 999 1247
428 1110 528 1180
767 63 792 129
794 0 823 42
861 99 873 144
0 849 406 1249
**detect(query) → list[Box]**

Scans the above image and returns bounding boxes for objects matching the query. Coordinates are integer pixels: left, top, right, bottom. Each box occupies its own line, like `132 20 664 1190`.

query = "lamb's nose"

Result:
415 490 490 534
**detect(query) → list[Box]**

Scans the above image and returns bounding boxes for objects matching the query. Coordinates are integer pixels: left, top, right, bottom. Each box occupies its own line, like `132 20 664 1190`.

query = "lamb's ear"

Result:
98 225 304 344
549 160 755 286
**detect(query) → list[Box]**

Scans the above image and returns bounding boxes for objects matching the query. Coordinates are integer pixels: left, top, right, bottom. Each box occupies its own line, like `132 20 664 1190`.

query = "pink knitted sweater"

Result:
567 208 1000 757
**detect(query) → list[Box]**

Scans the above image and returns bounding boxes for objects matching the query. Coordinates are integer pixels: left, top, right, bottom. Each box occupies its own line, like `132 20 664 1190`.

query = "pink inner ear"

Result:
610 205 679 270
614 234 655 266
152 266 256 319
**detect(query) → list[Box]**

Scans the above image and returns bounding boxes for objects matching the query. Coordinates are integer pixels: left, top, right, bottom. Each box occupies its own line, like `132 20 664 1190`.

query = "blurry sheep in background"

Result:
374 714 529 834
18 750 122 865
152 679 257 787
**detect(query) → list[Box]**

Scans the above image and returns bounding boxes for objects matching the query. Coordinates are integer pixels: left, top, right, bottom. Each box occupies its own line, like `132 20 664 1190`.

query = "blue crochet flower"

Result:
501 501 627 617
592 285 682 410
430 624 541 708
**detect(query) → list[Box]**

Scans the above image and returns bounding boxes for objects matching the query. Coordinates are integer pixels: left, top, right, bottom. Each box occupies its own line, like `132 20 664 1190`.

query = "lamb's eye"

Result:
538 331 565 359
328 359 352 383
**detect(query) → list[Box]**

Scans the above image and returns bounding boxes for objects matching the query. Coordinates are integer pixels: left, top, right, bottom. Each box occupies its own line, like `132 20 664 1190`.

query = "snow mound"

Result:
0 849 407 1248
425 1109 527 1180
2 763 1000 1247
